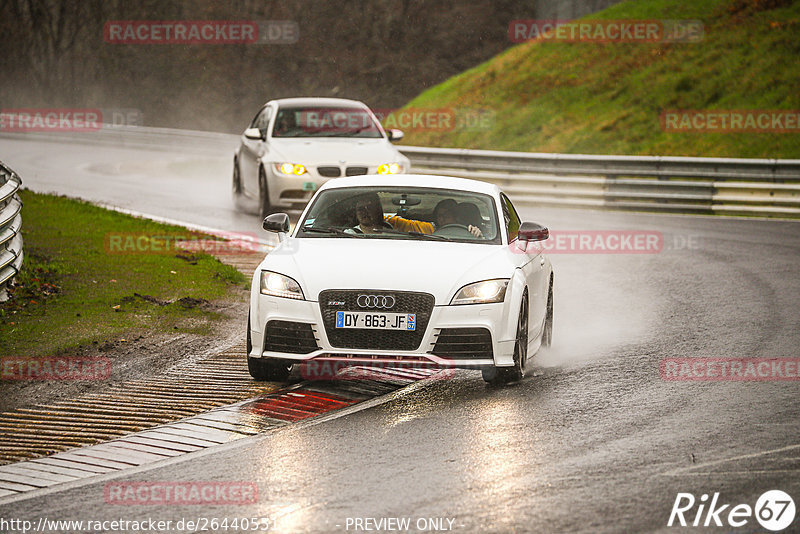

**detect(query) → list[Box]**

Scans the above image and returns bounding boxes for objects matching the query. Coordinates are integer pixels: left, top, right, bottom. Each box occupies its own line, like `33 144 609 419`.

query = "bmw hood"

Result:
266 138 406 166
259 237 513 304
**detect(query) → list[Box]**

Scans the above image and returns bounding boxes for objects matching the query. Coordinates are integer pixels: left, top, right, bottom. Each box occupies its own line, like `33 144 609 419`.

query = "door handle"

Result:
540 257 545 266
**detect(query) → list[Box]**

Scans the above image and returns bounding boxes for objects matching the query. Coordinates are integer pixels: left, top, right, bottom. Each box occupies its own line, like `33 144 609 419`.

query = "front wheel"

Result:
259 167 275 219
483 292 528 384
246 312 292 381
504 292 529 382
481 367 499 382
232 158 247 210
232 158 242 196
248 357 293 381
246 311 252 354
542 280 553 348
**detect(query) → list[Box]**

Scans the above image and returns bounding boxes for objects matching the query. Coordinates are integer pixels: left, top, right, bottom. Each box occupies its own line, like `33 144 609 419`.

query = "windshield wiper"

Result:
407 231 453 241
301 225 362 237
328 127 373 137
371 228 453 241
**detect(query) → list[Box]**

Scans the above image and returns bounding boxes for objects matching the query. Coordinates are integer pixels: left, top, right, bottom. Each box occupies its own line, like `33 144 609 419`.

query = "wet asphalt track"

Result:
1 132 799 533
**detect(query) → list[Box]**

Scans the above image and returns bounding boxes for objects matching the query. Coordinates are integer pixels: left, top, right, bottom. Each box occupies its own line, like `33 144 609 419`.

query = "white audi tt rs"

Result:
247 174 553 384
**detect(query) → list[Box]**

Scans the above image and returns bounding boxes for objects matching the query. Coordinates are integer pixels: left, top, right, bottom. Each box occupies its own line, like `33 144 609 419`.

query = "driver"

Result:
386 199 482 237
455 202 483 233
273 111 300 137
345 193 393 234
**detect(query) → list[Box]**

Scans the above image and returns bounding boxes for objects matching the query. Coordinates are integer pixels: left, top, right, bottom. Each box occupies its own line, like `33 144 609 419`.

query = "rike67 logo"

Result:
668 490 795 531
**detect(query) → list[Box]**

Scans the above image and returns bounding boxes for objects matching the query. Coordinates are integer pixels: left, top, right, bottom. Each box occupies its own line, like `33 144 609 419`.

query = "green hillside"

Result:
398 0 800 158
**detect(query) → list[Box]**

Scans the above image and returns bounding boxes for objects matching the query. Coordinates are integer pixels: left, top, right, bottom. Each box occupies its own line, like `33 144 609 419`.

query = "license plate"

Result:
303 181 317 191
335 311 416 331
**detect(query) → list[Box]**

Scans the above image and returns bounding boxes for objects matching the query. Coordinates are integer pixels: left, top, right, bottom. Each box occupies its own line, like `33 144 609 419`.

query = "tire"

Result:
542 278 553 348
481 367 499 382
232 158 242 197
248 357 293 381
246 311 252 354
483 291 528 384
504 292 529 382
259 166 274 219
246 312 292 381
232 158 246 211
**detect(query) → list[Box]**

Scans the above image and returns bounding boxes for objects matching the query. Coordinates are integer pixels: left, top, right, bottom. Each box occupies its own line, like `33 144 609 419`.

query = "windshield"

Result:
271 106 384 138
298 186 500 244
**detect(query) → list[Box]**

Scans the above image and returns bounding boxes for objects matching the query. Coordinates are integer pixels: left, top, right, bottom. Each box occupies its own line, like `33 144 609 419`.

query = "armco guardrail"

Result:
0 161 23 301
399 146 800 218
3 126 798 218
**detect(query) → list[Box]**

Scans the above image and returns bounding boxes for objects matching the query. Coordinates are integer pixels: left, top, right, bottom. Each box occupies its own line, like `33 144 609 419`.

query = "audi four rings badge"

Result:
357 294 396 309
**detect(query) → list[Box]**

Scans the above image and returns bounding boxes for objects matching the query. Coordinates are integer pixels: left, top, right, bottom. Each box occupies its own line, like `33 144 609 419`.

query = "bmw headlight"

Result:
450 279 509 305
376 163 403 175
274 162 307 175
260 271 305 300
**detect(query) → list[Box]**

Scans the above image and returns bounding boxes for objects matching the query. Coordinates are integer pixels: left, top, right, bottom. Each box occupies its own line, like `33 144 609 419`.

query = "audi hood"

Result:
257 237 519 304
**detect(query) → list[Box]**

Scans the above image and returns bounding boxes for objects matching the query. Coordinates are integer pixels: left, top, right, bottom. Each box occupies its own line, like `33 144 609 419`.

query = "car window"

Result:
253 107 272 138
501 193 521 241
298 186 501 244
272 106 383 138
248 108 262 129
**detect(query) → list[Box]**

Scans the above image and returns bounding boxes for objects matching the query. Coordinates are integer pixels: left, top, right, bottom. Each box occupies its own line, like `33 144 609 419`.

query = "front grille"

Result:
264 320 319 354
431 328 493 359
345 166 368 176
318 166 341 177
319 289 434 351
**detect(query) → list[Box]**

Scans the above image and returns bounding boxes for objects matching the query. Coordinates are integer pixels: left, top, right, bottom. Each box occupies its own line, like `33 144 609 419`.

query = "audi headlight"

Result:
260 271 304 300
376 163 403 175
274 162 307 175
450 279 509 305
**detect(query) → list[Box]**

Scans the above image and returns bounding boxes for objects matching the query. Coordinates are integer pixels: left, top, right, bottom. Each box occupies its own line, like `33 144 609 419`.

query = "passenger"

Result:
345 193 393 234
433 198 459 227
385 199 453 233
386 198 482 237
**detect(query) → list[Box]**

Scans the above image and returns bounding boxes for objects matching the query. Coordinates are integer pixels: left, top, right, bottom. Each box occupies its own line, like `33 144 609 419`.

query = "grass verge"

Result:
0 190 248 358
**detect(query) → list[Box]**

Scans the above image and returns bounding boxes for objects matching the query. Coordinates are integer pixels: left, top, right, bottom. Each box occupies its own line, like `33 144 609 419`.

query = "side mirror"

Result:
244 127 263 140
263 213 290 239
386 129 404 142
518 222 549 248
